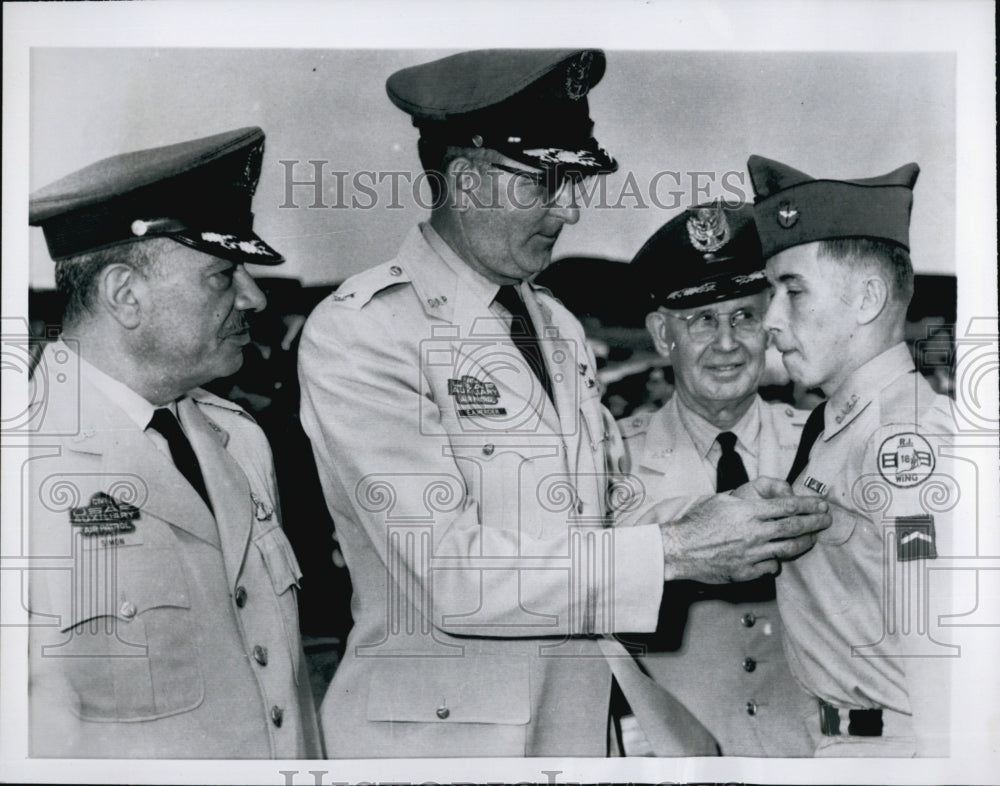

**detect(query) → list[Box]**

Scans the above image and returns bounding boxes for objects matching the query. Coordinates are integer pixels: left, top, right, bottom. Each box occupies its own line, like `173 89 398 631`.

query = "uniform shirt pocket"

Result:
52 545 203 722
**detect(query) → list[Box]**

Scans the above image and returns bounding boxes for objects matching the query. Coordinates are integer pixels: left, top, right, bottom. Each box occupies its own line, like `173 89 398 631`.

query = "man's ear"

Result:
646 310 673 359
856 273 890 326
447 155 480 212
95 263 144 329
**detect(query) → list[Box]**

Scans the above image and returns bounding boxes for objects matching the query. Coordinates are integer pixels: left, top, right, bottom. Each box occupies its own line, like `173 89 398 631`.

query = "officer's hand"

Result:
638 493 831 584
731 476 795 500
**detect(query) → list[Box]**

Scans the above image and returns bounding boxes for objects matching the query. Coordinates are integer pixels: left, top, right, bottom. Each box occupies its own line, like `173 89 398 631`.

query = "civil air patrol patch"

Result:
878 431 935 488
70 492 140 545
448 375 507 417
893 514 937 561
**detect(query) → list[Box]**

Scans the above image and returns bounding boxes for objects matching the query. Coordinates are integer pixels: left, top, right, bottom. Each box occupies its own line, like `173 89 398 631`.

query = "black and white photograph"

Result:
2 2 996 784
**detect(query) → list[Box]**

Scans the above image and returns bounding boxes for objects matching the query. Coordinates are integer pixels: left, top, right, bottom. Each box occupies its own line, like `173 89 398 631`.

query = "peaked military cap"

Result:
29 127 283 265
386 49 617 176
747 155 920 259
631 202 768 309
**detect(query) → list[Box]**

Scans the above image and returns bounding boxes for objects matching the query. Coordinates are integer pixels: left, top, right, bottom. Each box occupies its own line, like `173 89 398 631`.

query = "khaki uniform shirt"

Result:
778 343 955 756
617 394 816 756
27 342 322 758
298 224 667 758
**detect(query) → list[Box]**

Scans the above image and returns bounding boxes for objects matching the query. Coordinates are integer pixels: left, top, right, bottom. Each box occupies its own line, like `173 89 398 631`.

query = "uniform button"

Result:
389 265 402 276
585 378 595 388
253 645 268 666
576 500 584 514
436 706 450 719
743 657 757 672
235 586 248 608
119 601 137 619
746 701 758 716
741 612 756 627
270 706 283 727
482 443 495 456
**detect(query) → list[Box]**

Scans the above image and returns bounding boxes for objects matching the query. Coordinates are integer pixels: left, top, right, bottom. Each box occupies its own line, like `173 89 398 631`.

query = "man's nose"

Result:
234 266 268 313
548 181 581 225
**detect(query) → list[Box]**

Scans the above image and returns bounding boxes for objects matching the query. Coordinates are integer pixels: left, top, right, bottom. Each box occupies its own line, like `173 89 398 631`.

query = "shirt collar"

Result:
69 341 177 430
822 342 915 440
675 393 761 460
420 222 501 310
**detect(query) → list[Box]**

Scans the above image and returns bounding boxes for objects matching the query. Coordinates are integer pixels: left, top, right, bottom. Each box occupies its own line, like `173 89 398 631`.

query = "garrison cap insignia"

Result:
777 201 799 228
70 492 140 535
893 514 937 561
686 201 732 257
878 432 935 488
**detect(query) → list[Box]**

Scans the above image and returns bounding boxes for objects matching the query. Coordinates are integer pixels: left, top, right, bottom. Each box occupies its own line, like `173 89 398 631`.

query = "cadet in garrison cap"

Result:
297 50 830 759
612 202 815 756
26 128 322 758
749 155 955 756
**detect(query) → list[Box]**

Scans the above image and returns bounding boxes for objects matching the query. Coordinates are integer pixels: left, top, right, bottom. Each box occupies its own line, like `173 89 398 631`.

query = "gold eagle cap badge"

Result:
686 201 731 257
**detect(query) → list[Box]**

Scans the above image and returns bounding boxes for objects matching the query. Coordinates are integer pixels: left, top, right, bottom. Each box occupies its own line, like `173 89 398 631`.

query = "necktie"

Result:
494 285 555 406
148 407 213 513
786 401 827 483
715 431 750 492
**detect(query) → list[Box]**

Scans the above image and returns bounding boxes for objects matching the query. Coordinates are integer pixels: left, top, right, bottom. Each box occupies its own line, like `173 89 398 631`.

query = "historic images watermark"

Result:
278 160 752 211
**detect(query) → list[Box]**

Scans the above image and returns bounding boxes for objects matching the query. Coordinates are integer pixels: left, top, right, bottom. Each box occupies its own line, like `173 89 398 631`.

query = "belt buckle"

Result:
818 699 841 736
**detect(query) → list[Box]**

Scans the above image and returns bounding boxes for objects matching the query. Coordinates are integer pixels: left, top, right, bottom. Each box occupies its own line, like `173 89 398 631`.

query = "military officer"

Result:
298 49 830 758
27 128 322 757
748 154 955 756
615 203 816 756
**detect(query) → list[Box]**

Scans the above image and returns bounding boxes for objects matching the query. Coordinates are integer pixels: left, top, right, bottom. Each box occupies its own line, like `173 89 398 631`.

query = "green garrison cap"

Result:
29 127 284 265
631 202 768 309
386 49 617 176
747 155 920 258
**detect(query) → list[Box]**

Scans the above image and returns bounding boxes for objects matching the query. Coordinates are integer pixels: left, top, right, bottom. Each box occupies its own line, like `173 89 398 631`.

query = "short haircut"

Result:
816 237 914 306
55 240 157 326
416 139 488 206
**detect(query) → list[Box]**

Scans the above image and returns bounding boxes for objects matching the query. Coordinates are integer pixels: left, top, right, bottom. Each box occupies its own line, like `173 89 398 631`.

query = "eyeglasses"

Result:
489 162 585 205
666 306 764 341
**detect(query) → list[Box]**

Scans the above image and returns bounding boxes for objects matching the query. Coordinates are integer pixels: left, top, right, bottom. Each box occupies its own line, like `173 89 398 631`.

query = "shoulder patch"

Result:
328 261 412 310
877 431 935 488
618 410 652 439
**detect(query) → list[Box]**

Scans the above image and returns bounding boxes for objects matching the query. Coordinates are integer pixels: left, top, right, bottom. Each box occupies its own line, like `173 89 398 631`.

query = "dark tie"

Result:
715 431 750 492
786 401 827 484
494 285 555 406
147 407 213 513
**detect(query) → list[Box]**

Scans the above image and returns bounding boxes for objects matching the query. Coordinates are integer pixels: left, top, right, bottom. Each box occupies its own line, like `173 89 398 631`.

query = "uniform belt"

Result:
818 699 883 737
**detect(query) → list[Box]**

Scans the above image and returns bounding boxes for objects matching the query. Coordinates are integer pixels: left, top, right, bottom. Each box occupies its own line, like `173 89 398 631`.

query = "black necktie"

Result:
148 407 213 513
715 431 750 492
494 285 555 406
786 401 827 484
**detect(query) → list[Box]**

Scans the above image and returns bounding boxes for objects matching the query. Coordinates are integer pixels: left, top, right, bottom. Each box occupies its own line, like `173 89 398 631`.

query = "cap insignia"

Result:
564 52 594 100
777 201 799 228
686 201 731 257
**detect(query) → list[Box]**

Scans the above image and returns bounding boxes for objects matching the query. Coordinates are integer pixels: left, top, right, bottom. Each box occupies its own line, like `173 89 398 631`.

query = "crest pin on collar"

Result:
251 492 273 521
686 201 731 257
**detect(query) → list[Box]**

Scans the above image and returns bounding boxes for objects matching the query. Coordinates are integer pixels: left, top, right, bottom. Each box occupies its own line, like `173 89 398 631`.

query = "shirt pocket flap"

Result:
366 656 530 725
253 526 303 595
59 546 191 632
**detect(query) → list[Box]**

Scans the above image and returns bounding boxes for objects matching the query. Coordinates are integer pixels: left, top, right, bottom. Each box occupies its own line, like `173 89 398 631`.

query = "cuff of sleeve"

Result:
607 523 665 632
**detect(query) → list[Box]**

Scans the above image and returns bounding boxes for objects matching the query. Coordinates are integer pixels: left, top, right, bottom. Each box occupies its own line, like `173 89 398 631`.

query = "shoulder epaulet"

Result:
618 410 652 439
327 261 412 310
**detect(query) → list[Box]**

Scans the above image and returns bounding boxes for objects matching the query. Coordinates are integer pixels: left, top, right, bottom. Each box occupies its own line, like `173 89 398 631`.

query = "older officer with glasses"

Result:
615 203 815 757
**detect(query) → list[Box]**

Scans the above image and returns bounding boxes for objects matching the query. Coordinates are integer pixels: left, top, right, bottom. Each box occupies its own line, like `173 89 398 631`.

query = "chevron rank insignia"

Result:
893 514 937 561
